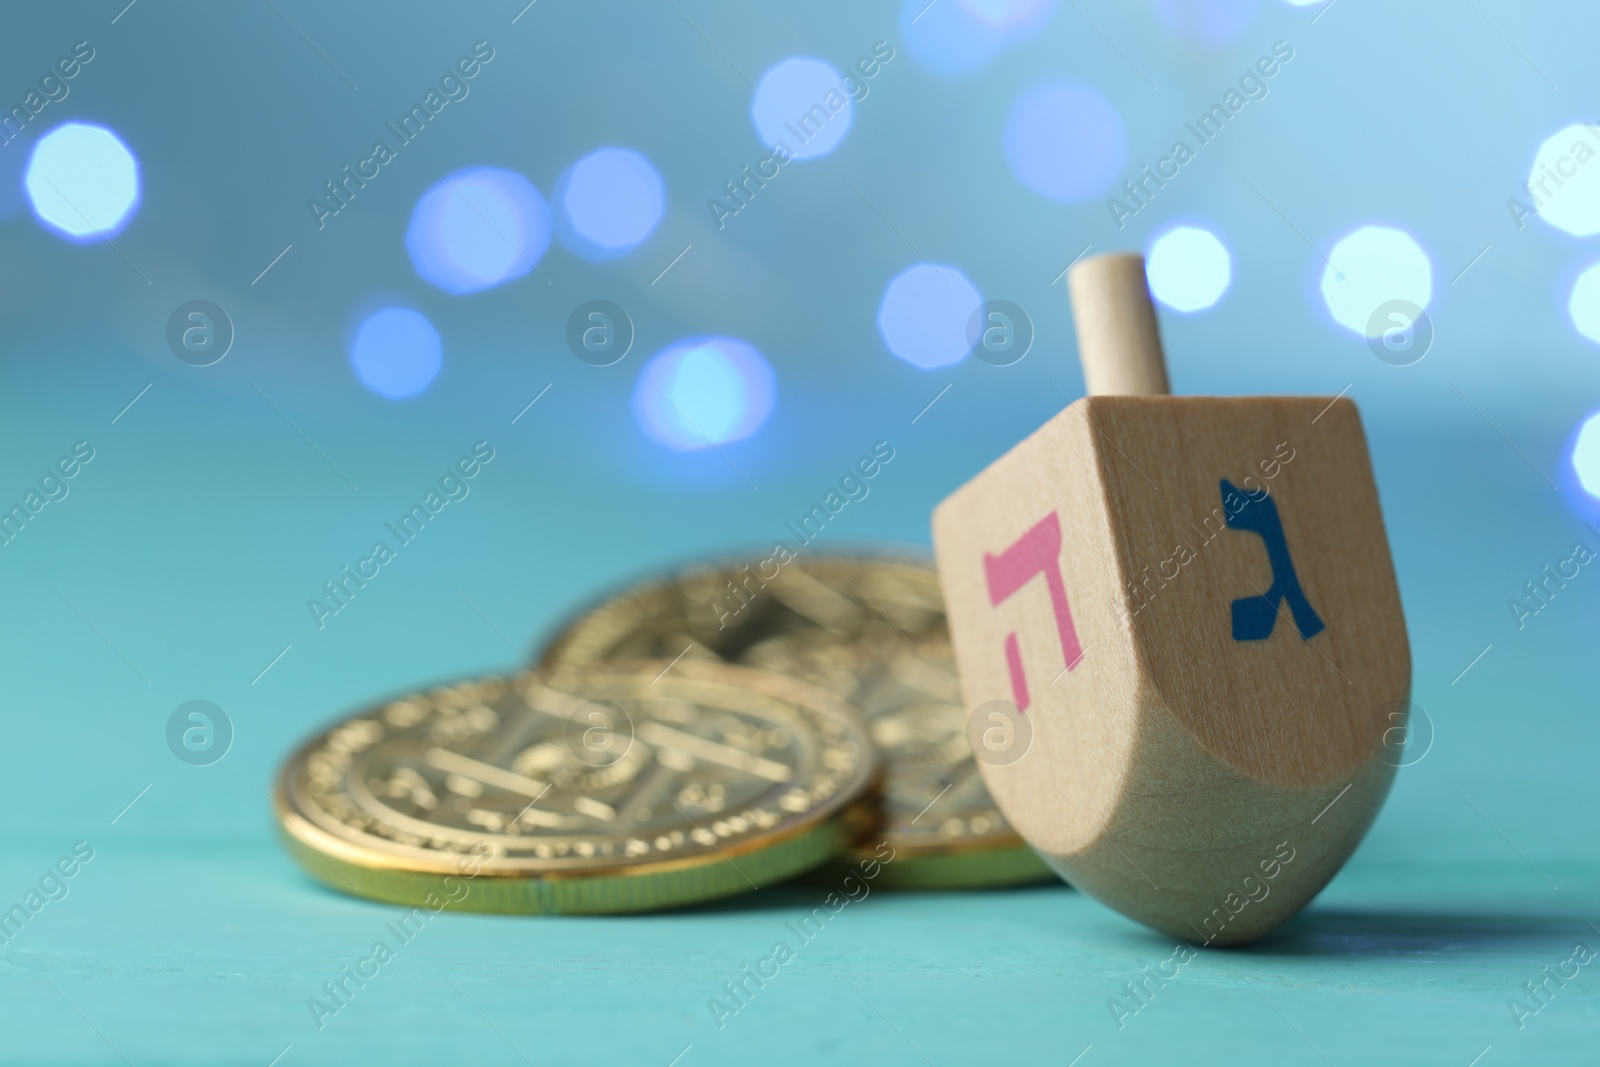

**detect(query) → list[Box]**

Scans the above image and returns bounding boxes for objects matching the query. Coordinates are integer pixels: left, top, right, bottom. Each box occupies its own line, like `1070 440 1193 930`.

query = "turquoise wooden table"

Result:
3 1 1599 1062
0 406 1594 1066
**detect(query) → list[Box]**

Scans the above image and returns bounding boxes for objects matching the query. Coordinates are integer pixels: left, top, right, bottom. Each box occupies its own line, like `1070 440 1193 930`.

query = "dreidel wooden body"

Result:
932 256 1408 945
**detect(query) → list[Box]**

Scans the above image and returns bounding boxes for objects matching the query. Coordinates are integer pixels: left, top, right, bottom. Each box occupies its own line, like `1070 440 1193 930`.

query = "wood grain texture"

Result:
1067 252 1170 397
932 395 1409 944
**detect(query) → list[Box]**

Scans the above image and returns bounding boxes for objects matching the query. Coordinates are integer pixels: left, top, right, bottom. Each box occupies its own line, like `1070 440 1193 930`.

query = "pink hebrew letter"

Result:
983 512 1083 711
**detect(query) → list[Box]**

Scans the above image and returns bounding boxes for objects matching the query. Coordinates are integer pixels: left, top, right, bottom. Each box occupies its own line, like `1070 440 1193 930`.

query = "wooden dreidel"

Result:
932 252 1408 946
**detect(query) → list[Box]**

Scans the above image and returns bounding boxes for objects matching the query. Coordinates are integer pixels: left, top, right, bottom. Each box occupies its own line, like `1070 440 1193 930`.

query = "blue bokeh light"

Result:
1153 0 1260 44
406 167 550 294
24 122 140 241
555 147 665 261
349 308 442 400
751 57 853 161
1004 83 1126 203
959 0 1055 29
1146 225 1233 313
877 263 983 370
1568 261 1600 344
1319 225 1434 337
902 0 1054 77
632 337 776 451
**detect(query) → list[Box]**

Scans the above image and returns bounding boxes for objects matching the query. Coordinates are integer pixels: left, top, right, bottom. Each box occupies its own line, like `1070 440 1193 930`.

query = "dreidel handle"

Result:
1067 252 1171 397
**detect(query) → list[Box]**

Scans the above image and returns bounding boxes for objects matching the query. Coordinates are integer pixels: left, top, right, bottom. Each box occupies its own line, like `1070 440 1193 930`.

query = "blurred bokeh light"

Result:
1571 410 1600 498
1003 83 1125 203
348 307 443 400
406 166 550 294
24 122 140 241
959 0 1055 29
751 57 852 160
1146 225 1233 313
632 337 776 450
1528 124 1600 237
877 263 983 370
1319 225 1434 338
1568 261 1600 344
554 147 665 261
902 0 1053 77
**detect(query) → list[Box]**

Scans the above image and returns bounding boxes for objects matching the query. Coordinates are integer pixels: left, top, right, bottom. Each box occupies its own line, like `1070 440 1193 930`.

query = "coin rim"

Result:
274 660 881 884
277 803 884 915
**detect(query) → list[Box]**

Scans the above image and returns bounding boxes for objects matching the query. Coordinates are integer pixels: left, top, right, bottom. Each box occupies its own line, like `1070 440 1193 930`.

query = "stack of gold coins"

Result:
538 556 1054 890
275 660 879 914
273 554 1055 913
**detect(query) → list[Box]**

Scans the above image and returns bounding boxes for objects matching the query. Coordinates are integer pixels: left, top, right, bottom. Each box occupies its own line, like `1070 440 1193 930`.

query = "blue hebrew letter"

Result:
1221 479 1325 642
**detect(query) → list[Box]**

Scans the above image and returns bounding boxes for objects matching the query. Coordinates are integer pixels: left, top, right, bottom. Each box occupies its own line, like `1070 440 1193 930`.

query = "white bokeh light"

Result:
1569 262 1600 344
1319 226 1433 337
1572 411 1600 498
406 167 549 294
1146 226 1232 313
751 57 852 161
1527 124 1600 236
24 122 140 241
632 337 776 451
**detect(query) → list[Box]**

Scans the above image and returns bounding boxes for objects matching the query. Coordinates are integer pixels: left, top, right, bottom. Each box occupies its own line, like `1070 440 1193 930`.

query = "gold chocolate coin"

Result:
274 659 879 913
539 555 1055 889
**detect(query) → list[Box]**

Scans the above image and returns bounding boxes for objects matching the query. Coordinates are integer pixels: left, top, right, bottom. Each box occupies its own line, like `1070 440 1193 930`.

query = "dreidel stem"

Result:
1067 252 1171 397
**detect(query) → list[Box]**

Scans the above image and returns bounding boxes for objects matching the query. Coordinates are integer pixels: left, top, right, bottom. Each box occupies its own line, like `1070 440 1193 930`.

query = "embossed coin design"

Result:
273 660 877 914
565 299 634 367
166 299 234 366
562 697 634 768
538 556 1055 889
166 699 233 766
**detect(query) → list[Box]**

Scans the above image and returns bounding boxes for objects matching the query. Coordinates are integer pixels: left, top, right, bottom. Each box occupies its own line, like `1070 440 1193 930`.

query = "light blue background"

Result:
0 1 1596 1063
